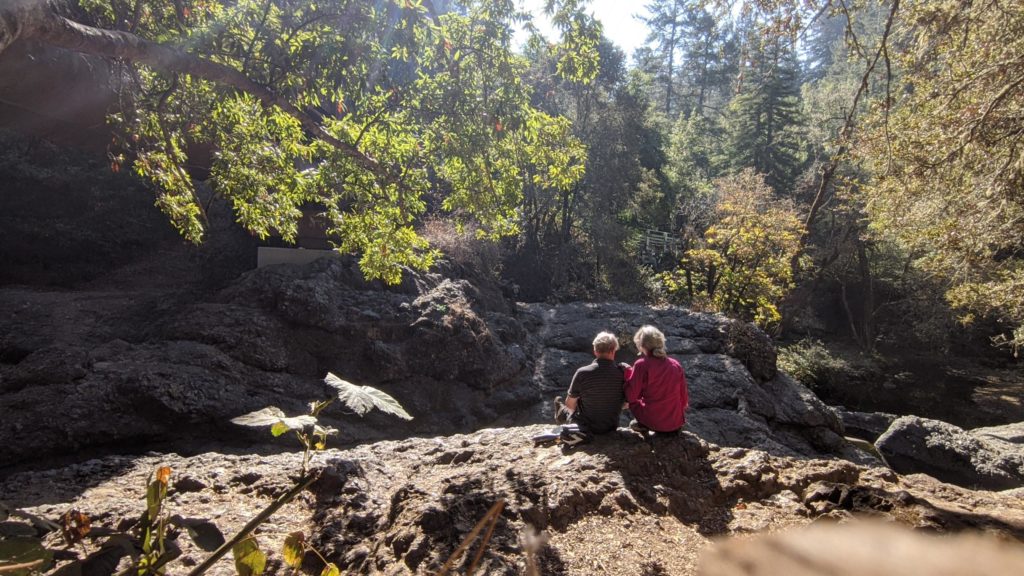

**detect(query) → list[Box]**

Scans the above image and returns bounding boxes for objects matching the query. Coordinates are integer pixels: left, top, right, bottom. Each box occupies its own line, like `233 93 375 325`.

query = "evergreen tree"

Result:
726 34 805 193
678 6 737 118
639 0 686 117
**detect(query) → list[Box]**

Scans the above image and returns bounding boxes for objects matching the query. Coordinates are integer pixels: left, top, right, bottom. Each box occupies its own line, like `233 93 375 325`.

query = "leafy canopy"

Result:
658 169 805 327
81 0 588 283
856 0 1024 353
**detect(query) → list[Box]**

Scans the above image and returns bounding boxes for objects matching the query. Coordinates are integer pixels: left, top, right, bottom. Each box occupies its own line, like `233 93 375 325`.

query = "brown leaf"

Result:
60 510 91 545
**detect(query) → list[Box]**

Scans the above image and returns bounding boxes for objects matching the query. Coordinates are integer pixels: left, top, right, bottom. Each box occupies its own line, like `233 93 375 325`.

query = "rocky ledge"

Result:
4 426 1023 575
1 257 843 468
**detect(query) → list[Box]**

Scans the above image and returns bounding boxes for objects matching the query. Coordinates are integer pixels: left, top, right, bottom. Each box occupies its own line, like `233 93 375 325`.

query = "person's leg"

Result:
560 425 593 446
553 396 572 424
629 418 651 435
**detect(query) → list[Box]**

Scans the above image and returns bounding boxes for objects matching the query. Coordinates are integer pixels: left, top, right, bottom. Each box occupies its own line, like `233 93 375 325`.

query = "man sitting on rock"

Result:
554 331 627 445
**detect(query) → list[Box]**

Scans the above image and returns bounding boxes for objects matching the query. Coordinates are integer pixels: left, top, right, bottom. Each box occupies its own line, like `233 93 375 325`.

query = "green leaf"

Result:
233 536 266 576
146 482 166 523
282 531 305 568
270 422 290 437
0 536 54 575
0 522 36 538
324 373 413 420
320 563 341 576
231 407 317 430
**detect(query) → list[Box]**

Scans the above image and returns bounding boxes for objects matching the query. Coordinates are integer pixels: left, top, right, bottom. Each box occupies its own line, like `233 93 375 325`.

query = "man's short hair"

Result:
592 331 619 354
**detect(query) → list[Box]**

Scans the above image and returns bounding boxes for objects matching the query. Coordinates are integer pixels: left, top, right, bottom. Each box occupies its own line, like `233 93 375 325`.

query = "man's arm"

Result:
565 396 579 411
565 368 584 413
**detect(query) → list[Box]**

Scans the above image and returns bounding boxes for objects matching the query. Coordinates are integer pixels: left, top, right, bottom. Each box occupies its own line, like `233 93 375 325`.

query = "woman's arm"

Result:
625 359 646 410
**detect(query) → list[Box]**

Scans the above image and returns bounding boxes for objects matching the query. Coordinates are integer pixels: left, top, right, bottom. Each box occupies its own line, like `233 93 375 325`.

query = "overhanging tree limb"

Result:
0 0 385 177
790 0 900 278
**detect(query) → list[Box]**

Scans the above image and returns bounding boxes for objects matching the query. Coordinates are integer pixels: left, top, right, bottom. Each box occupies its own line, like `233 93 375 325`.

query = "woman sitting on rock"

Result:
625 325 689 436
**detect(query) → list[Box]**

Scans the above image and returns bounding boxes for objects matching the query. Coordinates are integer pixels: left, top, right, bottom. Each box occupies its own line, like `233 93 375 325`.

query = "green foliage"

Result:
778 339 850 391
856 0 1024 353
232 536 267 576
657 169 806 327
231 372 410 473
70 0 589 284
725 33 805 193
324 373 414 420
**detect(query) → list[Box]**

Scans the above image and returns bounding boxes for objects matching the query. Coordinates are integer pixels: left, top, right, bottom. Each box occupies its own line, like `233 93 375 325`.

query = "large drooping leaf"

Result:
230 407 317 432
281 531 305 568
0 536 53 575
233 536 266 576
323 373 413 420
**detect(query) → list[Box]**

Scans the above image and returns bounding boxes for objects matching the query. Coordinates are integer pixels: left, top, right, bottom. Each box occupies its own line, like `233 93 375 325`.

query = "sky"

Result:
516 0 651 60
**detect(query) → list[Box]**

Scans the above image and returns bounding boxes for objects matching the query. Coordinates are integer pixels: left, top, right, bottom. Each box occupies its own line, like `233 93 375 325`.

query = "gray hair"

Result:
592 331 619 354
633 325 667 358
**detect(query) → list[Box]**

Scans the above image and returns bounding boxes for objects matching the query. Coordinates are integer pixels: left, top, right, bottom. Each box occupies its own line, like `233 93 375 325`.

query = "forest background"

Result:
1 0 1022 392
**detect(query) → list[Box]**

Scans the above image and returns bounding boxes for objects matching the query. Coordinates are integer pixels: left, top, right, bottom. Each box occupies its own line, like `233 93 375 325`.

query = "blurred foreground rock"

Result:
700 520 1024 576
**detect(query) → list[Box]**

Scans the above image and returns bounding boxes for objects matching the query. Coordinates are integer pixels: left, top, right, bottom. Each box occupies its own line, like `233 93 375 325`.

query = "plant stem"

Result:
436 499 505 576
0 560 45 573
186 473 318 576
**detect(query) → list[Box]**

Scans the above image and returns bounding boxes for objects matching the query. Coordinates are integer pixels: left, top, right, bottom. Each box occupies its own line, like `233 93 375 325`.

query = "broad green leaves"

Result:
282 531 305 568
0 537 54 575
320 563 341 576
658 169 805 328
230 407 317 432
71 0 591 284
324 373 413 420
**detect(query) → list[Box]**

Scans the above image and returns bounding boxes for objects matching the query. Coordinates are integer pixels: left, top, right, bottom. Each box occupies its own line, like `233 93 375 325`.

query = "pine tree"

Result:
726 33 805 193
677 6 737 118
639 0 686 117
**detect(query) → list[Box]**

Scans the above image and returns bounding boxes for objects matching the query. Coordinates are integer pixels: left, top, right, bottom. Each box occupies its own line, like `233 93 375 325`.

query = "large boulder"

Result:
2 257 844 467
972 422 1024 446
875 416 1024 490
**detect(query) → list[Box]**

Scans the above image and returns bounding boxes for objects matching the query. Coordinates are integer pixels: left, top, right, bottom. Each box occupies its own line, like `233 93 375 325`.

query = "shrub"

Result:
420 217 502 280
778 339 850 391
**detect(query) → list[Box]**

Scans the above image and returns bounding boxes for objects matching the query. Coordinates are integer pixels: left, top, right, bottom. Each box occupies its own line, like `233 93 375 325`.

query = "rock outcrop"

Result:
3 426 1022 576
875 416 1024 490
1 257 844 468
835 407 897 442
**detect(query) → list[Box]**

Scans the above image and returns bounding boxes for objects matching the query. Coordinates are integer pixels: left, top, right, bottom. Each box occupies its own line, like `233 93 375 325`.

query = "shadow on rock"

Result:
564 430 734 536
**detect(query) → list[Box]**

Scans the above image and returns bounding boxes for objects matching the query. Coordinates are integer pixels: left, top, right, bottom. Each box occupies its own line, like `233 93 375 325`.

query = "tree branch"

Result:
0 0 386 178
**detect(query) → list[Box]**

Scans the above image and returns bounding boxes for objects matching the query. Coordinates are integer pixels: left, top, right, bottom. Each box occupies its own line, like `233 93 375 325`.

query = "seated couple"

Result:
555 326 689 445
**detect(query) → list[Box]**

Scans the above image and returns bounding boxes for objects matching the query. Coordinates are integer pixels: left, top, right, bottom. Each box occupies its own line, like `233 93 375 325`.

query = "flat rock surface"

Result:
3 426 1023 575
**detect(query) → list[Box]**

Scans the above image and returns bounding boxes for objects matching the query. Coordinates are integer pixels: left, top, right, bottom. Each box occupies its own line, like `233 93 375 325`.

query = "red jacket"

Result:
625 355 688 432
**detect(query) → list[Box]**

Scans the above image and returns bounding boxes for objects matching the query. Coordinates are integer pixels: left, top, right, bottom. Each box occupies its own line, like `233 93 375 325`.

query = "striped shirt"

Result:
568 358 626 433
